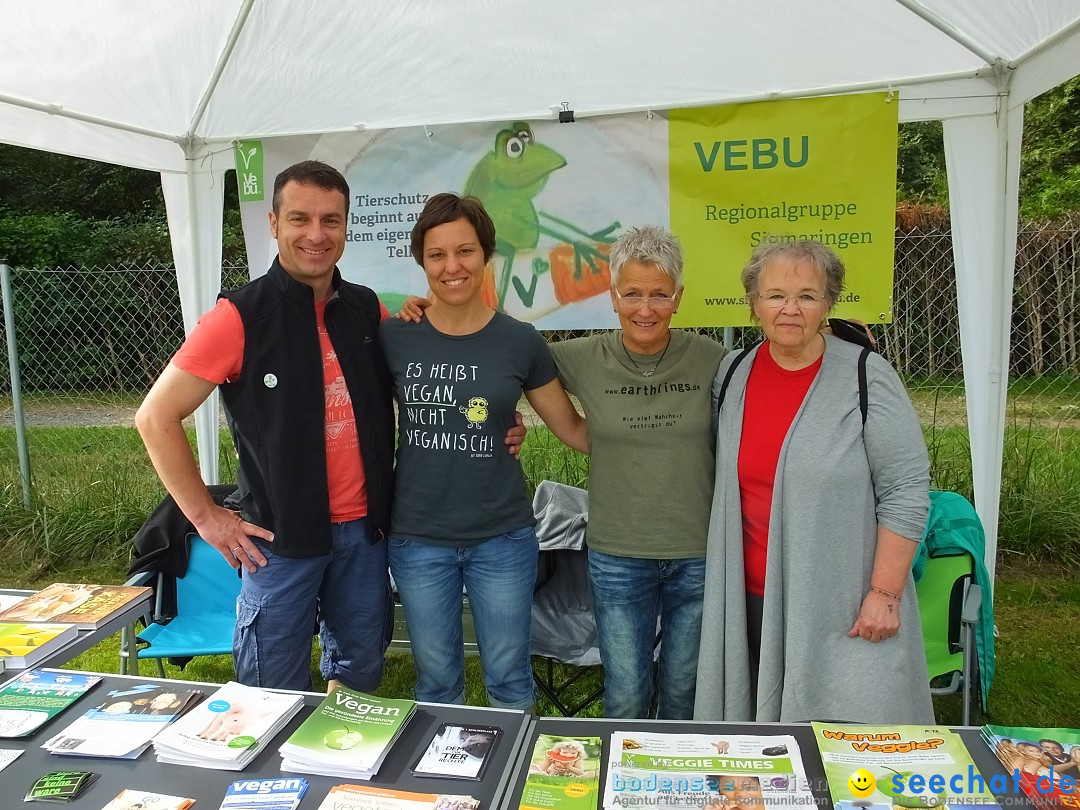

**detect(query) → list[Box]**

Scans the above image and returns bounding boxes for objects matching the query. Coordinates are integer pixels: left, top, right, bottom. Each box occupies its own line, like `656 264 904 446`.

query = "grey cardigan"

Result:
694 336 934 723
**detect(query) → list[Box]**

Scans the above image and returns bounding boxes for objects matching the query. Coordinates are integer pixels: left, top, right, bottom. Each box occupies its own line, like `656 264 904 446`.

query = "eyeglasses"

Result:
614 290 678 311
756 292 826 309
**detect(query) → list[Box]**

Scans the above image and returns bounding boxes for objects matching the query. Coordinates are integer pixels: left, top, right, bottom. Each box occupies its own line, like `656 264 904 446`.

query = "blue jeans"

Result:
588 550 706 719
234 518 392 692
389 526 538 710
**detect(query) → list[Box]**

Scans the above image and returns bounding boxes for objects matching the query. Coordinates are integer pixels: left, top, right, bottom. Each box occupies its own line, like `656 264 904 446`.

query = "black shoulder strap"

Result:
858 345 870 425
718 341 869 425
716 342 760 412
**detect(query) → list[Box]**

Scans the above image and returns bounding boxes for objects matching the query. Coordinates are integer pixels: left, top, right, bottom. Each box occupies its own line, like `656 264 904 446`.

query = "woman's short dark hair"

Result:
411 193 497 266
272 160 350 214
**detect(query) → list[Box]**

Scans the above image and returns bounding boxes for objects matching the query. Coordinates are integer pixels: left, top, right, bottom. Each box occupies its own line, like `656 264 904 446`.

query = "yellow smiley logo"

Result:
848 768 877 798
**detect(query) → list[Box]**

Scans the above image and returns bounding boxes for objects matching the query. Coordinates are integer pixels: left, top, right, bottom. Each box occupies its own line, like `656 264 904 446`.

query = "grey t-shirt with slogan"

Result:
381 312 557 543
551 330 727 558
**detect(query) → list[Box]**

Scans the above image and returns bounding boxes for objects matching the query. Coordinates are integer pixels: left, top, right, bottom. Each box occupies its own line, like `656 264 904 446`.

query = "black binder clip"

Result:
558 102 575 123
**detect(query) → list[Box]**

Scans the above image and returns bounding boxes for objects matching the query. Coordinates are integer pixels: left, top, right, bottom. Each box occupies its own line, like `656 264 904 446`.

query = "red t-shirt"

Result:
172 295 390 522
737 343 822 596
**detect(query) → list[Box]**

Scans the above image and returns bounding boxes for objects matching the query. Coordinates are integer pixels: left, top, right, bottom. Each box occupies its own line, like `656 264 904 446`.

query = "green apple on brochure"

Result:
278 686 416 778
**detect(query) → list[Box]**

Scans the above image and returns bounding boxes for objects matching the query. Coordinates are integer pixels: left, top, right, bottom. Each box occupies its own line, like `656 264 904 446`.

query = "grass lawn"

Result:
2 386 1079 724
0 556 1074 726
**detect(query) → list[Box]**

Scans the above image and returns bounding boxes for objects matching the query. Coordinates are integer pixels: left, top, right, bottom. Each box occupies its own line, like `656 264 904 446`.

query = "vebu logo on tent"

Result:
235 140 265 202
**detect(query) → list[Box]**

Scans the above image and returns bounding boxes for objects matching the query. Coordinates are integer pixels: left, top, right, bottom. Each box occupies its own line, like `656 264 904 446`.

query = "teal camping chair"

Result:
913 491 994 725
120 534 240 677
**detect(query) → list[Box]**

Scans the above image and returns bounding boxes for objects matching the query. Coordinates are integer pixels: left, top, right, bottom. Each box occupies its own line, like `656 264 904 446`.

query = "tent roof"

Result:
3 0 1080 172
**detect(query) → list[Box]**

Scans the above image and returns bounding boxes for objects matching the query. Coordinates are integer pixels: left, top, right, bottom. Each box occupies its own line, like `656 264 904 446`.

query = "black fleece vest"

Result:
219 259 394 557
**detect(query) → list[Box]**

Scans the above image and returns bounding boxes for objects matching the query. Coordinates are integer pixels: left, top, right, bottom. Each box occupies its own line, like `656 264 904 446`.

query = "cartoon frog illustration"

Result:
459 397 489 428
465 123 617 309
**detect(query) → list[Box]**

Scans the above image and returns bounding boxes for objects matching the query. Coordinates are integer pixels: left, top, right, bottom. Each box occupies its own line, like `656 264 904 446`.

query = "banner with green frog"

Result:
239 93 896 328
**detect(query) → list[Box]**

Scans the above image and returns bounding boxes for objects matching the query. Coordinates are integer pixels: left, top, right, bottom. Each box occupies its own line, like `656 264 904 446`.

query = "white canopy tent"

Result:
3 1 1080 580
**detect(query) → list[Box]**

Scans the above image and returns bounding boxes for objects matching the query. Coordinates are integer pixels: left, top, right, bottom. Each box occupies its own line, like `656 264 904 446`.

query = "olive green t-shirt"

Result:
551 330 727 558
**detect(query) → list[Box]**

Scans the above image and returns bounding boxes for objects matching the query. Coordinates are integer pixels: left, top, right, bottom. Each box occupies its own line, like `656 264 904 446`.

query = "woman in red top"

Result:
695 240 933 724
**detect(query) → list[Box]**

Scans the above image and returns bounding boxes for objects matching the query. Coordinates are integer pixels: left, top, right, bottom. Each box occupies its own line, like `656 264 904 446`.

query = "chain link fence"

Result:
0 262 249 523
2 220 1079 556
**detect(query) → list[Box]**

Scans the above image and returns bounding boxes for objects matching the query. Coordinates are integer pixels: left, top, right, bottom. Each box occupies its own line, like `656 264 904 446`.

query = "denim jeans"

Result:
588 550 706 719
234 517 392 692
389 526 539 710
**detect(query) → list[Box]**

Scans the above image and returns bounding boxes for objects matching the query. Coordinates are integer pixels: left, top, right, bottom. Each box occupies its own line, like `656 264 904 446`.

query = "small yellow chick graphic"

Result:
460 397 489 429
848 768 877 799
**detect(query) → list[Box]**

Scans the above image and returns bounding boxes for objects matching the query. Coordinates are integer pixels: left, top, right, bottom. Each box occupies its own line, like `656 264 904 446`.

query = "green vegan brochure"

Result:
279 686 416 778
0 669 100 738
519 734 602 810
812 723 1001 810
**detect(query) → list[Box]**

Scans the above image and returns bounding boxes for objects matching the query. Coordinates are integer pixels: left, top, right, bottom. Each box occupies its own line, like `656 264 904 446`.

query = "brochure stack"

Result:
153 681 304 771
519 734 602 810
982 724 1080 809
43 683 204 759
601 732 815 810
279 686 416 779
0 583 150 629
813 723 1001 810
0 622 76 668
0 669 101 739
314 784 479 810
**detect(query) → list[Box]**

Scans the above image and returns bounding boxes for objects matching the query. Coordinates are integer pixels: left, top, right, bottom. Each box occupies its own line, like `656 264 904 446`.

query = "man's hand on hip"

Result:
196 505 273 573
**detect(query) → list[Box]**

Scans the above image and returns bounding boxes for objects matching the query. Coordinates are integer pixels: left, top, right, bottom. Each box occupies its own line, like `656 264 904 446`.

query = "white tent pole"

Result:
1007 23 1080 108
887 0 1002 65
186 0 257 139
161 151 227 485
0 91 183 143
943 102 1024 586
1009 15 1080 72
196 67 993 143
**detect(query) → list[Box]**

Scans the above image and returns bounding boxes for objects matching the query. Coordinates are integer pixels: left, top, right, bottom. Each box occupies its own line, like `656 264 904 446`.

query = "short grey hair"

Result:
609 225 684 292
740 238 845 318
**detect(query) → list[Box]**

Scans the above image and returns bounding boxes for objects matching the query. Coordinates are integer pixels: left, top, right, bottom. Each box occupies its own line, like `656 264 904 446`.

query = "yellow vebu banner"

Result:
670 93 898 327
243 93 897 328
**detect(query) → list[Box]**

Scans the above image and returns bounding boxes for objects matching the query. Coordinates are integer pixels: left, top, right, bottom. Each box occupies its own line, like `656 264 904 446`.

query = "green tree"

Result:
0 145 245 267
0 145 163 219
1020 75 1080 219
896 75 1080 216
897 121 948 205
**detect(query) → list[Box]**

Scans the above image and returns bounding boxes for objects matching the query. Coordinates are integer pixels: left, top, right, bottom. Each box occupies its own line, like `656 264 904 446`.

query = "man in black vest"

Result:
138 162 399 692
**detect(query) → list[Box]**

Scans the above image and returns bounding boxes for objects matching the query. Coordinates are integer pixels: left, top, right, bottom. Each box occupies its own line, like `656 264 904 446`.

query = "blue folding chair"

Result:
120 534 241 676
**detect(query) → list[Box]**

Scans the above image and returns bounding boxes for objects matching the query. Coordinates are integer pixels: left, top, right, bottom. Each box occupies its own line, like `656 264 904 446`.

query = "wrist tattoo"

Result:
870 585 902 602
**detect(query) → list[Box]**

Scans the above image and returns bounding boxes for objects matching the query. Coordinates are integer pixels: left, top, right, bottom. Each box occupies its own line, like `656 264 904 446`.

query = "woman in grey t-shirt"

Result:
381 193 587 711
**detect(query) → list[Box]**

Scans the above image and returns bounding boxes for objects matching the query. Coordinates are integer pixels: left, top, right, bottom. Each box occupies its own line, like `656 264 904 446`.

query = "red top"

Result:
173 295 390 522
737 342 822 595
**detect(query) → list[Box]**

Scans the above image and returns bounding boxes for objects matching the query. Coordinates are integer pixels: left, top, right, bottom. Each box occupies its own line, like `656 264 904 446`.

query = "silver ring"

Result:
231 547 242 554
